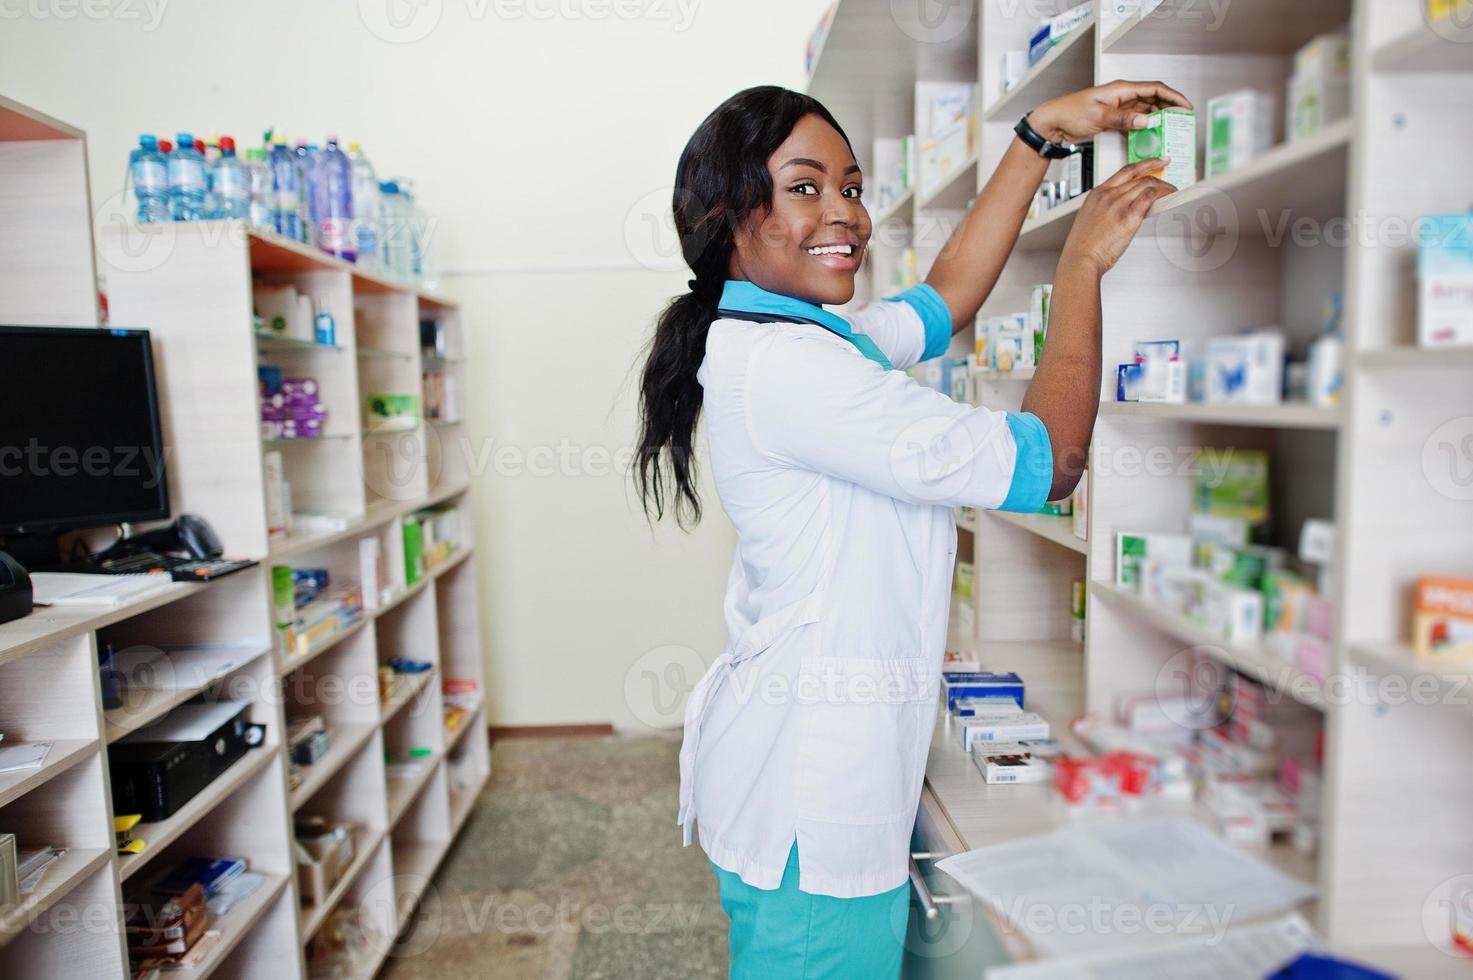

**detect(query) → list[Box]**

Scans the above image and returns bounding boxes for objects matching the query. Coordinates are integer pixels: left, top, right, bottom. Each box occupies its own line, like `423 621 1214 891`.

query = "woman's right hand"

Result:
1060 158 1176 277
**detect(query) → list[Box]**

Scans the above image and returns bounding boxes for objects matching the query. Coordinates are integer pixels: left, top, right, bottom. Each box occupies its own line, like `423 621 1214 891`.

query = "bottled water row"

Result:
128 130 431 283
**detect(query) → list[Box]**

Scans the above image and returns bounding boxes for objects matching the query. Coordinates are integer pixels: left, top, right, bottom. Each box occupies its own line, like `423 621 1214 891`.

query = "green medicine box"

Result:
1126 107 1197 190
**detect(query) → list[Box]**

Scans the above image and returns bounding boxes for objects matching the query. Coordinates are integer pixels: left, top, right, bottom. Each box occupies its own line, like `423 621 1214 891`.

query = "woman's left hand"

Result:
1028 80 1193 144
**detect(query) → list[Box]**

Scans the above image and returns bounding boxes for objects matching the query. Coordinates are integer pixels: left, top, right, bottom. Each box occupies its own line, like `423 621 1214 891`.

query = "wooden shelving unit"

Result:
810 0 1473 972
0 93 490 979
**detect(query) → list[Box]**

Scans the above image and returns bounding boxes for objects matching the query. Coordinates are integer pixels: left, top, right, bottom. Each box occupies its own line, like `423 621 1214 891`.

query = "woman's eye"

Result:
844 186 863 199
791 183 818 196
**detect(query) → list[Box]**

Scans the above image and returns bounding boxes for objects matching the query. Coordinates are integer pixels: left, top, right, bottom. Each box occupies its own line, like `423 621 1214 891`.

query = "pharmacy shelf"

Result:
118 746 278 883
914 155 978 212
280 616 372 676
300 826 388 941
872 189 915 226
1099 400 1341 430
1016 194 1086 251
266 480 469 563
0 92 85 141
1347 642 1473 712
387 753 444 828
391 840 449 931
104 645 273 743
380 669 437 727
1358 345 1473 370
971 366 1035 382
175 873 289 980
244 224 454 307
983 20 1096 122
0 738 96 810
1372 14 1473 73
444 701 484 752
355 345 414 361
0 846 112 945
449 770 489 837
1102 0 1352 55
1092 582 1327 711
254 332 345 356
987 510 1086 555
263 433 354 446
290 722 379 811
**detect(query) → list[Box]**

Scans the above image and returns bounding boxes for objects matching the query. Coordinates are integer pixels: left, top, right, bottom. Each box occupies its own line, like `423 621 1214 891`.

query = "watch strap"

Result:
1015 113 1075 160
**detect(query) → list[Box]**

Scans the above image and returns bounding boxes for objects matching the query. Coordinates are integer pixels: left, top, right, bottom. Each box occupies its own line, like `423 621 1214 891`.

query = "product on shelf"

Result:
1071 579 1086 643
109 701 260 823
1288 33 1351 141
288 715 332 772
295 816 357 907
1418 212 1473 348
942 648 981 673
129 134 170 224
1028 1 1090 65
1028 144 1092 220
310 138 356 262
359 537 384 611
1071 466 1088 540
272 564 364 658
972 740 1056 784
915 82 976 198
1205 330 1285 405
941 670 1024 712
955 560 975 602
125 881 211 969
1127 108 1196 189
870 135 916 213
422 366 462 421
1115 531 1192 588
1413 577 1473 659
259 371 328 441
1001 49 1027 92
166 132 208 221
1206 89 1274 178
364 392 420 431
959 710 1051 751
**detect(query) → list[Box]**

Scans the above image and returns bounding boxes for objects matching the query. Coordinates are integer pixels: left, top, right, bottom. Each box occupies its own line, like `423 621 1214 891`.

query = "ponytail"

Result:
633 86 854 529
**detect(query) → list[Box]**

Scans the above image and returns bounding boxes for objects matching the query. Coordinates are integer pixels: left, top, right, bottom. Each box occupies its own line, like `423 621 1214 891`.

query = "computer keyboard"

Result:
94 551 172 574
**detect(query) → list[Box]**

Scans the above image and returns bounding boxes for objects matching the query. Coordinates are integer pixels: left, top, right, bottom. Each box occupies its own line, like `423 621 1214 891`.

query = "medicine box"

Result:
1028 1 1091 65
1288 34 1351 141
1413 577 1473 659
941 671 1024 711
1127 108 1196 189
1194 448 1269 522
1204 330 1285 404
1206 90 1274 178
952 695 1023 720
1116 531 1191 589
973 747 1052 784
1417 212 1473 348
959 712 1050 751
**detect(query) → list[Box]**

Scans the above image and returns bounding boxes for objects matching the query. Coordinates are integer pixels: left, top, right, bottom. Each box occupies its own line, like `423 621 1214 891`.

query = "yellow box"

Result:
1413 577 1473 659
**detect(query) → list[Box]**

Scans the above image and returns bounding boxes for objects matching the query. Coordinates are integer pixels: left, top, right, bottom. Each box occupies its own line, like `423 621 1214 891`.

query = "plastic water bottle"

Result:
294 143 316 244
167 132 208 221
245 148 272 229
201 135 222 218
394 177 424 280
378 180 406 278
347 143 381 270
128 134 169 223
210 137 251 220
310 138 356 262
268 135 302 241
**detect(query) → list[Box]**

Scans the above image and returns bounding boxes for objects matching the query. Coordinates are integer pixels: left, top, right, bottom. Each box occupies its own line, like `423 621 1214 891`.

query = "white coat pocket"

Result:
795 656 937 826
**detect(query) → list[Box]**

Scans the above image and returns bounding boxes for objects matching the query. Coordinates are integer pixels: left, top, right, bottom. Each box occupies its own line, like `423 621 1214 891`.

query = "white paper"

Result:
936 816 1316 958
30 572 171 607
0 741 51 774
987 913 1321 979
118 701 247 743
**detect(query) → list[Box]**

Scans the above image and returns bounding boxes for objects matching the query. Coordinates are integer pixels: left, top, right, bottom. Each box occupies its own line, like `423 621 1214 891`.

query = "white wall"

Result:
0 0 833 729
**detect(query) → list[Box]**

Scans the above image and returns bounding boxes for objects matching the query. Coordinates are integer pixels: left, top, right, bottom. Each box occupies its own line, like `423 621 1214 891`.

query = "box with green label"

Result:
1127 108 1196 189
1207 89 1273 177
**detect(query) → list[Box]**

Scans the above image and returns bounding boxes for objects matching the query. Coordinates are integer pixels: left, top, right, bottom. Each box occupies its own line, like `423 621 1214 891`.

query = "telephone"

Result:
114 514 224 561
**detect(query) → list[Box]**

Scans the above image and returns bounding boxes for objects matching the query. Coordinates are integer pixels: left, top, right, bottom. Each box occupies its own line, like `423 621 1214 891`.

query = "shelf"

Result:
105 644 273 743
362 419 422 435
449 769 488 837
387 752 443 827
1358 345 1473 370
444 699 483 752
988 510 1086 555
914 155 978 212
1103 0 1352 55
1016 194 1086 251
1349 642 1473 712
0 738 96 810
1100 400 1341 430
0 93 85 141
0 846 112 946
983 20 1096 122
244 224 455 309
428 417 464 426
300 826 388 941
355 346 414 361
972 366 1035 382
1092 581 1326 710
290 722 379 811
173 873 288 980
254 332 344 356
421 354 466 367
1372 14 1473 73
266 480 469 563
262 433 355 446
380 668 437 727
871 188 915 226
1023 120 1352 251
119 746 279 883
279 615 371 676
391 840 449 930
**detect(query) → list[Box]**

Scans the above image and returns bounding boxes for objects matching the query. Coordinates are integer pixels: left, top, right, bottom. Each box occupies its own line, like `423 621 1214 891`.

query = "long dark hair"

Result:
634 86 853 528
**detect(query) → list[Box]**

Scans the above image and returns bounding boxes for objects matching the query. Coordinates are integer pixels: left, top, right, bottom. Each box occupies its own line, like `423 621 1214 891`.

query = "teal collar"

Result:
717 280 892 370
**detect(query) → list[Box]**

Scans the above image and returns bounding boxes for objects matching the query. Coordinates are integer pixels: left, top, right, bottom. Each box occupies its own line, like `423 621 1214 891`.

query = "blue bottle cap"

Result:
177 131 194 146
380 180 398 194
140 133 158 147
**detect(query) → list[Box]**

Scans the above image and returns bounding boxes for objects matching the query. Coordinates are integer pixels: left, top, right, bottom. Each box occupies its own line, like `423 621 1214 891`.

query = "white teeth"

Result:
807 245 854 256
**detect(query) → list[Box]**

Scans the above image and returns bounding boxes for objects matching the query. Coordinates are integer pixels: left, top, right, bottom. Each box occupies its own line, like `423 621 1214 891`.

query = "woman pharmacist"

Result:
634 79 1190 978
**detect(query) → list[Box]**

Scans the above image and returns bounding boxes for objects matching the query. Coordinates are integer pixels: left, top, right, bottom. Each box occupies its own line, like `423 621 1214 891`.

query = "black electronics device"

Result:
168 558 258 582
0 326 170 571
108 702 255 822
0 551 32 625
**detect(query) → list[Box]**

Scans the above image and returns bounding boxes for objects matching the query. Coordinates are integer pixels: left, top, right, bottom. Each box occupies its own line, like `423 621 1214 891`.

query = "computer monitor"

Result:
0 325 170 566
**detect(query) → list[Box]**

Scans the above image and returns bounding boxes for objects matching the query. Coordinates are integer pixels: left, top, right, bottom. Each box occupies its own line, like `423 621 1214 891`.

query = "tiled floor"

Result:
380 734 728 980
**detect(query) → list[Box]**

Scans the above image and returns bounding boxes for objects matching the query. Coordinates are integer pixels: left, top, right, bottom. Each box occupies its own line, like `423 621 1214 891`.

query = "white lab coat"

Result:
678 284 1052 898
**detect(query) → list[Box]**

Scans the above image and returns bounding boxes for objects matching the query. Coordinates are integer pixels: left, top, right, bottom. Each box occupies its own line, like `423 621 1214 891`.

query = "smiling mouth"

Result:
806 244 857 257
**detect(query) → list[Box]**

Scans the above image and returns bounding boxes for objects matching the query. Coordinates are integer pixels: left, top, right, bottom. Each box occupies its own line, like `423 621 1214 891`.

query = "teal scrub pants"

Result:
712 844 909 979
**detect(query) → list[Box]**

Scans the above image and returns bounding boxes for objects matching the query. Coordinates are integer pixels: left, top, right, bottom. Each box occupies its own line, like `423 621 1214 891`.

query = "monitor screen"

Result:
0 326 170 535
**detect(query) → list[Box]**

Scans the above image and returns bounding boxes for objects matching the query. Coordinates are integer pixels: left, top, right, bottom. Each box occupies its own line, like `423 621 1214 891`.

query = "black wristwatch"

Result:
1015 113 1075 159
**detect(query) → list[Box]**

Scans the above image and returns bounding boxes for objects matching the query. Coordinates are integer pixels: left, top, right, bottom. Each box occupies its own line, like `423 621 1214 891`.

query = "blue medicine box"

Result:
941 671 1024 711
